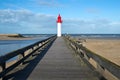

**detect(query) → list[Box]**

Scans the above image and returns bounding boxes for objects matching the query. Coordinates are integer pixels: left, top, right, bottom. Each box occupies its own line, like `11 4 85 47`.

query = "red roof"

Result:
57 14 62 23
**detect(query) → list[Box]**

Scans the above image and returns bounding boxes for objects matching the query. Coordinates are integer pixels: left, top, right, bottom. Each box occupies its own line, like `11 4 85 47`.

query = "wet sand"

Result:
83 39 120 66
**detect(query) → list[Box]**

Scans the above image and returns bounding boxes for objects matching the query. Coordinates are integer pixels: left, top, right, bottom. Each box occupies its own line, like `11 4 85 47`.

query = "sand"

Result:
0 60 17 72
0 34 32 40
0 36 32 40
82 39 120 66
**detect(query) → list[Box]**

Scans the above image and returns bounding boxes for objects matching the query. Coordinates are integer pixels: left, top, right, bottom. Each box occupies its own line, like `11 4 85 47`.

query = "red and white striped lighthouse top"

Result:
57 14 62 23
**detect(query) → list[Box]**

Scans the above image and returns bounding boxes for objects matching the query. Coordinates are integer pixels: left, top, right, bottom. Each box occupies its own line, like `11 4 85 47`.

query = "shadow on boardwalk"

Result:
4 40 55 80
4 38 104 80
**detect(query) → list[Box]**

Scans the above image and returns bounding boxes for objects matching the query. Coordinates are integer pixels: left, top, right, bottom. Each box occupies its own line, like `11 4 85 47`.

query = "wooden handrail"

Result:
0 35 56 79
64 35 120 80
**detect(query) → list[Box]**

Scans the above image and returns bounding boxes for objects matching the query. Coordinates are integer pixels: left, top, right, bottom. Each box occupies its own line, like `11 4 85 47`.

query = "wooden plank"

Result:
26 37 98 80
0 35 56 79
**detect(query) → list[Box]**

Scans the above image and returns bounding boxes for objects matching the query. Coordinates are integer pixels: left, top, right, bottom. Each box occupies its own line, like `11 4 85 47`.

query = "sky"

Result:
0 0 120 34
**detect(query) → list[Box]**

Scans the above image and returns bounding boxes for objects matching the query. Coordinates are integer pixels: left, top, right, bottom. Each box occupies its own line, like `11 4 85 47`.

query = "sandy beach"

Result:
83 39 120 66
0 60 17 72
0 34 32 40
0 36 32 40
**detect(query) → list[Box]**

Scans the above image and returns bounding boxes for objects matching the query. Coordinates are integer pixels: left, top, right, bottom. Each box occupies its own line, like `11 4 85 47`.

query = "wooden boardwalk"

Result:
8 37 99 80
27 37 99 80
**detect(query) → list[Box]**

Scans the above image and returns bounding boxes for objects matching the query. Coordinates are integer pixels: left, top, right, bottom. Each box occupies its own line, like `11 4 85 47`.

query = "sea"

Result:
0 34 53 56
70 34 120 39
0 34 120 57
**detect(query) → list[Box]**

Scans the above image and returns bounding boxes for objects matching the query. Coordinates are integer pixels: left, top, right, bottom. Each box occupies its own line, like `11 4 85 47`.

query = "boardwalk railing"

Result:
64 35 120 80
0 35 56 80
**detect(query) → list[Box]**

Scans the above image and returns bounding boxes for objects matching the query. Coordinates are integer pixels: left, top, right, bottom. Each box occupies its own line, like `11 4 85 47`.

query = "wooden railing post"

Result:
1 62 6 71
18 53 25 65
0 35 56 80
0 62 6 80
64 35 120 80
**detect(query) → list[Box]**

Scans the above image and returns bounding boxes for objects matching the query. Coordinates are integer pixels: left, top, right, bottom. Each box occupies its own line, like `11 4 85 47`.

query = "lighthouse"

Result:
57 14 62 37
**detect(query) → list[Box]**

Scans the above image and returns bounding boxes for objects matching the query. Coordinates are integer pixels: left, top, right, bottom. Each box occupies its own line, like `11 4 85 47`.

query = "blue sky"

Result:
0 0 120 34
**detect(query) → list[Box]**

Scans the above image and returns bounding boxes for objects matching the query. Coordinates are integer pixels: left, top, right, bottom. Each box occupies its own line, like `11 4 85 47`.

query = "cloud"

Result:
0 9 120 34
0 9 32 23
36 0 63 7
0 9 56 34
62 18 120 34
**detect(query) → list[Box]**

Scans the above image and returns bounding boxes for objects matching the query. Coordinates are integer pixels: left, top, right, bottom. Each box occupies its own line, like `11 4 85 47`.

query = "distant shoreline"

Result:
0 34 32 40
0 34 23 37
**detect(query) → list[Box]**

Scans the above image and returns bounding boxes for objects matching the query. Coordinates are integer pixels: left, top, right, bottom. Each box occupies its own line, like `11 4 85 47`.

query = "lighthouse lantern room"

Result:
57 14 62 37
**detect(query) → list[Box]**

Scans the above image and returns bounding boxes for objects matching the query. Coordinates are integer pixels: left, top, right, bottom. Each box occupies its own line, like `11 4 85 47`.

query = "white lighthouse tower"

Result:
57 14 62 37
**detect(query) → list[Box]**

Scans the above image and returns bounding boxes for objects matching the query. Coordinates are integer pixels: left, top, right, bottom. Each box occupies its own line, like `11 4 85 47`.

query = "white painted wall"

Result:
57 23 61 37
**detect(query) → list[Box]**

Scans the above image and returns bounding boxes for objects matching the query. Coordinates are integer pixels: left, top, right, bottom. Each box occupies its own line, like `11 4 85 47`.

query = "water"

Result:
0 34 53 56
70 34 120 39
1 34 120 56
